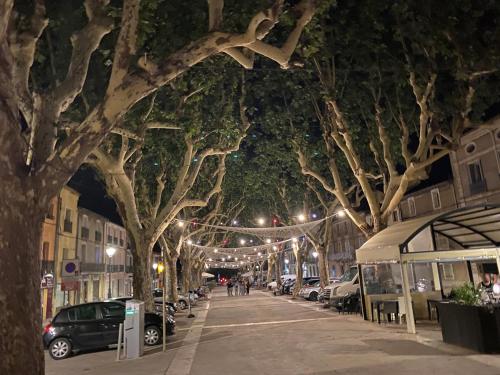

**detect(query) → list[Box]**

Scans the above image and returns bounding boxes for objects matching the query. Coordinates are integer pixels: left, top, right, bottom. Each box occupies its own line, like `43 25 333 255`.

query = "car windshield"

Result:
339 268 358 283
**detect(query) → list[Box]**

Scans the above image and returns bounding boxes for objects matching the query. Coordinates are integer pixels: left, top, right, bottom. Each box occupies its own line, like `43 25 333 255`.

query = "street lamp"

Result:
312 251 319 258
106 247 116 298
298 214 306 222
257 217 265 226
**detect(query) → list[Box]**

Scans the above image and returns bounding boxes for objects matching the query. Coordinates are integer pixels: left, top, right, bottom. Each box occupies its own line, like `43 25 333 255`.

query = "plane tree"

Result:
0 0 318 372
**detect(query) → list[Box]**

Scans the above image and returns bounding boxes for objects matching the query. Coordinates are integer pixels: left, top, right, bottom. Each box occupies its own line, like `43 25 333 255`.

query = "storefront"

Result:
356 205 500 334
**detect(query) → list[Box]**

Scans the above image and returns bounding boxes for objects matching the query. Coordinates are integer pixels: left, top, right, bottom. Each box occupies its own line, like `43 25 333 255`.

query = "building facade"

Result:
40 196 58 322
104 222 133 298
54 187 80 310
76 208 106 303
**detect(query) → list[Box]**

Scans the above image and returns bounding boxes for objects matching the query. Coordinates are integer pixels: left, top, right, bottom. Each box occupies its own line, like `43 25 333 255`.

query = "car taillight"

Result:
43 323 52 334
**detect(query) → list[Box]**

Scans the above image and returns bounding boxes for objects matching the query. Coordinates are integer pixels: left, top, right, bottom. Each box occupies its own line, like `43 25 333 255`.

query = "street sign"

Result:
61 259 80 277
61 279 79 291
41 274 54 289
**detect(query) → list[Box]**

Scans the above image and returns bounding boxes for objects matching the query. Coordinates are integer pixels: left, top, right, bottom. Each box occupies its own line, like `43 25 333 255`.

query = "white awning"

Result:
356 205 500 264
202 272 215 278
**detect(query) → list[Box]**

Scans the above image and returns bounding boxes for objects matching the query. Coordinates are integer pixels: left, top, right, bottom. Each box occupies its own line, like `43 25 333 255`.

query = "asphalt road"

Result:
46 287 500 375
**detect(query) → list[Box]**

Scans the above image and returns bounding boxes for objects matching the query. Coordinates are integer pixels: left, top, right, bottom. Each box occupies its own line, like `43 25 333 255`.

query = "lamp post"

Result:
106 247 116 298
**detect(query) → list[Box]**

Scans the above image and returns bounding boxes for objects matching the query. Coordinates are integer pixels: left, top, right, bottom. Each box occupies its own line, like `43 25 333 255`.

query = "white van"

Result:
323 266 359 303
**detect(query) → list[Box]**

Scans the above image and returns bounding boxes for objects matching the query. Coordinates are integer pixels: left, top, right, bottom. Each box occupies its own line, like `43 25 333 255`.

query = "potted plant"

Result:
437 283 500 353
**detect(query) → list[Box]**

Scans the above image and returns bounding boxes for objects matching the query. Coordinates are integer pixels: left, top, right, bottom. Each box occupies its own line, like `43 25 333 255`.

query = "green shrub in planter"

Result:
450 283 481 306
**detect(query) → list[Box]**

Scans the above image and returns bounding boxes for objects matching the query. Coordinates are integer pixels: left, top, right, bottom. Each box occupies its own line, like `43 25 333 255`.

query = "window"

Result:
102 303 124 319
408 197 416 217
68 305 97 321
80 244 87 262
46 203 55 219
95 245 101 263
468 160 484 184
441 264 455 281
344 240 351 252
63 209 73 233
392 208 401 222
465 142 476 154
431 188 441 210
42 242 49 260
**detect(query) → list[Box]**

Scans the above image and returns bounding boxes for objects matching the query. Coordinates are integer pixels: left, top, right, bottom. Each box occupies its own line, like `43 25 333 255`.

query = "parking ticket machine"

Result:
124 300 144 359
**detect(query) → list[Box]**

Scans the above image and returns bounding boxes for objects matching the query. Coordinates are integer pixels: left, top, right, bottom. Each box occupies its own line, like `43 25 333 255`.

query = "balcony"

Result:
469 180 487 195
80 262 105 273
81 227 89 240
63 220 73 233
40 260 55 274
108 264 125 273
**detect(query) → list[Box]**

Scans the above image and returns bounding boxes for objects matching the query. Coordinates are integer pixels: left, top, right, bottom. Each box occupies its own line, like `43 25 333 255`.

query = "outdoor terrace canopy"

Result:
356 205 500 333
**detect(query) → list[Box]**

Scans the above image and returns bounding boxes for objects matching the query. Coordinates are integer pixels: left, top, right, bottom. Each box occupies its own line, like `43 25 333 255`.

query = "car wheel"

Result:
49 338 72 360
179 300 187 310
144 326 161 346
309 292 318 301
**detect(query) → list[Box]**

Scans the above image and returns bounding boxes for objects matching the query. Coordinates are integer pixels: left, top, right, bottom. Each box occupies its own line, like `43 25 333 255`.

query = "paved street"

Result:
46 287 500 375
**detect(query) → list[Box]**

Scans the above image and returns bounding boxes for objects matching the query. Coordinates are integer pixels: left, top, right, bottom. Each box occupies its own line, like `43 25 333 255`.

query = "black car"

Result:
43 301 174 360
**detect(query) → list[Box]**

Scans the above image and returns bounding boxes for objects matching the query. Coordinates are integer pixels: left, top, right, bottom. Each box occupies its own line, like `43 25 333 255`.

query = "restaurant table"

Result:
371 299 399 324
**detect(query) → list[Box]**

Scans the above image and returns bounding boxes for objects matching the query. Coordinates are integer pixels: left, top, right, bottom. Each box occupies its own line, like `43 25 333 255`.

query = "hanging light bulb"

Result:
312 251 318 258
337 209 346 218
298 214 306 222
186 239 193 245
257 217 265 225
257 252 261 256
272 246 277 251
214 249 218 253
266 239 272 244
240 239 246 245
253 248 257 252
177 221 185 227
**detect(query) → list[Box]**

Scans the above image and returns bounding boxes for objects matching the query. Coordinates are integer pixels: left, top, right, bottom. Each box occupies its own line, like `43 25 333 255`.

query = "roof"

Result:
356 205 500 264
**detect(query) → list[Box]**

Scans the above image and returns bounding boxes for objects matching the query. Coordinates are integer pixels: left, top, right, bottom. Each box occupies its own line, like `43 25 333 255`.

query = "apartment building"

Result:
104 222 133 297
328 216 366 278
76 208 106 303
53 187 80 309
40 196 58 321
450 127 500 206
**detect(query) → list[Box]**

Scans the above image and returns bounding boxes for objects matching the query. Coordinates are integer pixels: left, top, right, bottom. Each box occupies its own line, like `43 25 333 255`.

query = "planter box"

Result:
436 302 500 353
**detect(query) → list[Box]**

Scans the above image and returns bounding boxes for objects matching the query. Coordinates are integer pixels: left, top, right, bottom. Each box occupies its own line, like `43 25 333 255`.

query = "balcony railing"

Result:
40 260 55 274
469 180 487 195
108 264 125 273
63 220 73 233
80 262 106 273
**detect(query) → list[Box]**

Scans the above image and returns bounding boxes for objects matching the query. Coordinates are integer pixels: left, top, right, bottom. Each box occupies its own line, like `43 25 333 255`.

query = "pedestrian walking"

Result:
245 279 250 295
234 280 239 296
240 279 245 295
227 280 233 296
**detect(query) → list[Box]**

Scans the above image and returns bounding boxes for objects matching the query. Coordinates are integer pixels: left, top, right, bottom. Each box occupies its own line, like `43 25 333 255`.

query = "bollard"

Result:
116 323 123 361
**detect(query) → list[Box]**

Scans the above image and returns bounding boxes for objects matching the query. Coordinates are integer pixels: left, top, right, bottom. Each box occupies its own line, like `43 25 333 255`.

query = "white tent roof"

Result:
356 205 500 264
202 272 215 278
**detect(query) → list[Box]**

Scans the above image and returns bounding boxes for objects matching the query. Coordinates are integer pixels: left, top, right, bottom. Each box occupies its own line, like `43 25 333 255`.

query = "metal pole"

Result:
401 261 416 334
107 257 112 298
162 248 167 352
116 323 123 361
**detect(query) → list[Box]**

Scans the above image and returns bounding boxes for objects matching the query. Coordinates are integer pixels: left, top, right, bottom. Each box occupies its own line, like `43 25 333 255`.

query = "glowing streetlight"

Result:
257 217 265 225
222 258 225 261
298 214 306 222
177 221 185 227
253 248 257 252
257 252 262 256
240 238 246 245
337 209 346 218
284 259 289 264
227 255 231 259
232 219 238 225
152 262 158 270
106 247 117 298
266 238 272 244
214 249 218 253
272 246 277 251
312 251 319 258
157 263 165 273
208 258 212 261
186 239 193 245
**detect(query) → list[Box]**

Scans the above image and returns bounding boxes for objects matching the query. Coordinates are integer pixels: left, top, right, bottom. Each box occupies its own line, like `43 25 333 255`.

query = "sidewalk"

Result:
46 287 500 375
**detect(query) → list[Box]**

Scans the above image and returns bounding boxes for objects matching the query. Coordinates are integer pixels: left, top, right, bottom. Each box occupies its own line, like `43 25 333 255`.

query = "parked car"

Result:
108 296 176 316
153 288 196 310
324 266 359 306
43 301 175 360
299 280 322 301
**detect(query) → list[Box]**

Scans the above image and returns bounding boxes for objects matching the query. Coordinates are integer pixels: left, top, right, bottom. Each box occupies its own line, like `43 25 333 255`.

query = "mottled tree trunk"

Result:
130 240 154 311
292 245 303 298
275 252 282 289
165 254 178 302
266 254 275 285
317 245 330 288
0 188 45 374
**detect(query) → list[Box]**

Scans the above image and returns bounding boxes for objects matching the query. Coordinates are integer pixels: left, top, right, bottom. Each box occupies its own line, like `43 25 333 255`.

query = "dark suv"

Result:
43 301 174 360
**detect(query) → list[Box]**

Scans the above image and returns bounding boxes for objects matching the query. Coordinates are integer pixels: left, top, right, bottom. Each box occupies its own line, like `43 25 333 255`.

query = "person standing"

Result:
234 279 239 296
245 279 250 295
227 280 233 296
